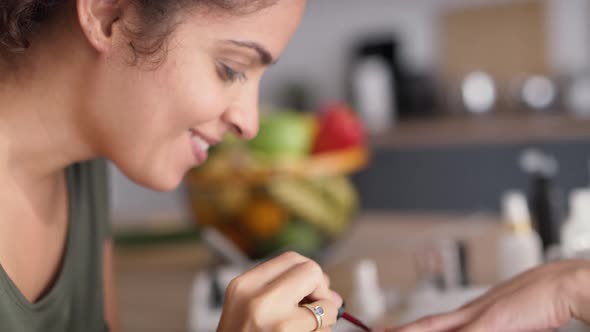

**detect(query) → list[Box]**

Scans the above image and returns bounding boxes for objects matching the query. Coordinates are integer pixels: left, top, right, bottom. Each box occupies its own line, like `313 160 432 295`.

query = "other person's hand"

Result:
384 260 590 332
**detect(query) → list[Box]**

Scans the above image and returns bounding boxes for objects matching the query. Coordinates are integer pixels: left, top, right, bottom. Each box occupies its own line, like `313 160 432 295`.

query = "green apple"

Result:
248 111 315 159
271 221 323 256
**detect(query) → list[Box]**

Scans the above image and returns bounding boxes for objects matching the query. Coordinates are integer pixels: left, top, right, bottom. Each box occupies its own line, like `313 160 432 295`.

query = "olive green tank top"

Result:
0 160 111 331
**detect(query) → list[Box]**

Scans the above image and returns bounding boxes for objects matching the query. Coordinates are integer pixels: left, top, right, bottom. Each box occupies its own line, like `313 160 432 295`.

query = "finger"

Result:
292 299 340 332
392 269 545 332
264 260 341 307
305 273 333 303
251 251 310 282
468 260 576 311
391 309 473 332
234 252 309 292
324 273 331 289
460 266 547 312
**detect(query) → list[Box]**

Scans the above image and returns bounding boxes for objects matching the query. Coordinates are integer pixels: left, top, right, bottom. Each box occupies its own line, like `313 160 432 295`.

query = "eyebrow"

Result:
221 39 275 65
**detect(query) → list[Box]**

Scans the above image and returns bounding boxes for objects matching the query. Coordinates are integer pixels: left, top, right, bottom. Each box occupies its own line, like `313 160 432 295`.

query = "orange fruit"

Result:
242 198 288 239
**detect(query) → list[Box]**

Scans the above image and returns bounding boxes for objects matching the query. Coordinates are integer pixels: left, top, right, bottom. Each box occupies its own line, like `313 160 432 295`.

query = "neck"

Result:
0 27 98 185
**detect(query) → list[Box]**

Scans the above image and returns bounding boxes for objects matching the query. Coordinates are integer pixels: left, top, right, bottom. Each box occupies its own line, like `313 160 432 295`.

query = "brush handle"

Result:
337 301 346 320
337 302 372 331
341 312 372 331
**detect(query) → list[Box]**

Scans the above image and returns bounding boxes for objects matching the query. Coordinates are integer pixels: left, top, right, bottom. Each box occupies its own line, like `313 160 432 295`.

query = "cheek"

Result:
93 44 236 191
111 59 228 145
109 60 231 190
160 53 232 127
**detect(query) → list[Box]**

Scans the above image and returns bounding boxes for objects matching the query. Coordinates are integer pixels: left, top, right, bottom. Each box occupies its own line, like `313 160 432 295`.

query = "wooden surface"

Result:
114 213 502 332
372 114 590 149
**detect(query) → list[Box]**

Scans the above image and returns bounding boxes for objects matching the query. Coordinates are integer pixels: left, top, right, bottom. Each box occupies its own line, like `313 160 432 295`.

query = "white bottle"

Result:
348 259 386 324
497 191 543 281
561 189 590 259
352 56 396 134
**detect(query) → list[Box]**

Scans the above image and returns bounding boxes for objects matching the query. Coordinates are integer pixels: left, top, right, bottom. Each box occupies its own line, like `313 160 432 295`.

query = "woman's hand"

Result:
385 260 590 332
217 251 343 332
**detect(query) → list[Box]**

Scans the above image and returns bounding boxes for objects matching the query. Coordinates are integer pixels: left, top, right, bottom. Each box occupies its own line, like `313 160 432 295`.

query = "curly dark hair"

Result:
0 0 278 63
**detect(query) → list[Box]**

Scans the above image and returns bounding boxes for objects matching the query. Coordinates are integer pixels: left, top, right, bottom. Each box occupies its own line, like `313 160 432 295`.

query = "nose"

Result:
222 85 260 140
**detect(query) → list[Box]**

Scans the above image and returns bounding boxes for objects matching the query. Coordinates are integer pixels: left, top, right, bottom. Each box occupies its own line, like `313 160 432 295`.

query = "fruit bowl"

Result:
187 106 369 260
186 146 369 260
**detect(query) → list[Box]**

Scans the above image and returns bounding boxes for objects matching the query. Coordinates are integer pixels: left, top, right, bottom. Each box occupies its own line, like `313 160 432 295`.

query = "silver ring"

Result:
301 304 324 331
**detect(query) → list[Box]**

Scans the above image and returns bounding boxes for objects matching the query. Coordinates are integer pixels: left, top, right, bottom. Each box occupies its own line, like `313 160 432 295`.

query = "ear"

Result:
76 0 125 53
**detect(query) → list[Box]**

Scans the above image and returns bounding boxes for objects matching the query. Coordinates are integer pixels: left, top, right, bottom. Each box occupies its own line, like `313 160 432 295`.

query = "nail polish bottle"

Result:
497 191 543 281
561 189 590 259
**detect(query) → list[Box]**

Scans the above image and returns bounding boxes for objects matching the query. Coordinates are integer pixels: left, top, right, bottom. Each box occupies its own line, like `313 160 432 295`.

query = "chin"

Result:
144 176 184 192
141 169 186 192
117 161 187 193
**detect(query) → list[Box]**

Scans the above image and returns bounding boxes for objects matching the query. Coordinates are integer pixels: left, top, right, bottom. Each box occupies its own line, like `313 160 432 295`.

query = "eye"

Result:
217 62 247 83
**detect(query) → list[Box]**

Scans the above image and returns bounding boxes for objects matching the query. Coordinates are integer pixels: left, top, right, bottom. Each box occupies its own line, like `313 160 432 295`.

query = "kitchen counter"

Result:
114 212 503 332
372 114 590 149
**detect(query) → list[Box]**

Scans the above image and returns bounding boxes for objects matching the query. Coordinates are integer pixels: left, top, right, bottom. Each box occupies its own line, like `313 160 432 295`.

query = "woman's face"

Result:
86 1 305 191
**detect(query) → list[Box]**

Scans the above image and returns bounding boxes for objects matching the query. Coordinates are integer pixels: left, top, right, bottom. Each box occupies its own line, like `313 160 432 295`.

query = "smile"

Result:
189 130 212 164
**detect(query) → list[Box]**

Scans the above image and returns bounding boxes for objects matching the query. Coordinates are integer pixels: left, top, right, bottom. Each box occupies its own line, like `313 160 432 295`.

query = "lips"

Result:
189 131 211 164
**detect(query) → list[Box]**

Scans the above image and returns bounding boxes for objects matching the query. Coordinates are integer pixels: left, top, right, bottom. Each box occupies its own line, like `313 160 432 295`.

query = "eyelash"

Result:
217 62 247 83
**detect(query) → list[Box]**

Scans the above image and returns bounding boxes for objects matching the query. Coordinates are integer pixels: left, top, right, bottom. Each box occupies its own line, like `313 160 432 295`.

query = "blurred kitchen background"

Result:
111 0 590 227
112 1 590 331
